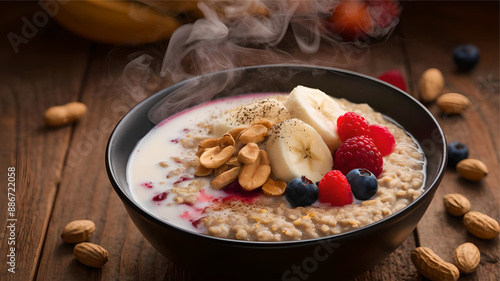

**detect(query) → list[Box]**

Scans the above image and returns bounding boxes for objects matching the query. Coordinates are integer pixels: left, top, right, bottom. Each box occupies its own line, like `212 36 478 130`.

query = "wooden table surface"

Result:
1 1 498 280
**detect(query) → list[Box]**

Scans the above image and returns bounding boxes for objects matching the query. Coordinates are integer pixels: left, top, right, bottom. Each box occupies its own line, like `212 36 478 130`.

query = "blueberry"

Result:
448 142 468 167
346 168 378 200
453 44 479 71
285 176 319 207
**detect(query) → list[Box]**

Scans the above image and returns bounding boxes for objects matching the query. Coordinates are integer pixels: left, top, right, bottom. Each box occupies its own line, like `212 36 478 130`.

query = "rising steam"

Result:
122 0 399 123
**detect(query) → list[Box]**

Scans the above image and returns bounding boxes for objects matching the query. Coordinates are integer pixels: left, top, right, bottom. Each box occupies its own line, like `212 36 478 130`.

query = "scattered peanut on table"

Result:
43 101 87 127
73 242 109 268
463 211 500 239
443 193 471 216
411 247 460 281
437 93 471 114
61 219 96 244
453 242 481 274
418 68 445 102
61 219 109 268
456 159 488 181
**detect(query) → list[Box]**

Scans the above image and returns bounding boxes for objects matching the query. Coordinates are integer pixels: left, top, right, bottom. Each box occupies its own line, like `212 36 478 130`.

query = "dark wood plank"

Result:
399 2 500 280
0 2 92 281
33 44 179 280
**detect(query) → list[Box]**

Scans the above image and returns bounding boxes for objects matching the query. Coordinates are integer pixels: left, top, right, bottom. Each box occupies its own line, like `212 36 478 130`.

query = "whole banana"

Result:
53 0 182 44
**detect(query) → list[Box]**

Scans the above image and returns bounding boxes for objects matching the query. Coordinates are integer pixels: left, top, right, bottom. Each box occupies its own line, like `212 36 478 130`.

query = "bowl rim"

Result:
106 63 447 246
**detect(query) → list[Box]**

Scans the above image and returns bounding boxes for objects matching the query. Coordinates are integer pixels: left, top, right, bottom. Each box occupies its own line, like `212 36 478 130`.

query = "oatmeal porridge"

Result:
127 85 425 241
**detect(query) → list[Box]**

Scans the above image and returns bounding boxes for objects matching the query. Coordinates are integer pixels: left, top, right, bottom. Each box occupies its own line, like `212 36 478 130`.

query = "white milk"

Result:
127 94 277 232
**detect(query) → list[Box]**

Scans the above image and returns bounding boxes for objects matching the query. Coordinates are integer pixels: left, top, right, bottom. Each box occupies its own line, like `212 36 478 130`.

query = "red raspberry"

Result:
337 112 370 142
377 69 407 92
368 124 395 156
318 170 353 206
334 135 383 178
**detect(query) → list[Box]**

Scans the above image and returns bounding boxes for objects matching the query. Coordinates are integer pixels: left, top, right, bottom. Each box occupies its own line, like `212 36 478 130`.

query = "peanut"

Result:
226 156 241 167
218 133 235 148
238 143 260 164
456 159 488 181
211 167 240 190
463 211 500 239
227 126 248 141
411 247 459 281
262 178 287 196
73 242 109 268
437 93 471 114
419 68 444 102
196 138 218 157
238 124 268 144
199 146 234 169
453 242 480 274
238 150 271 190
252 118 273 129
443 193 470 216
194 165 213 176
43 102 87 127
61 219 96 244
214 164 230 177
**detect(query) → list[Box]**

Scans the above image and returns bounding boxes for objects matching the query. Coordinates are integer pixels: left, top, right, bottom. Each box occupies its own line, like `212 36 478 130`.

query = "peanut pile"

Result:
195 118 286 196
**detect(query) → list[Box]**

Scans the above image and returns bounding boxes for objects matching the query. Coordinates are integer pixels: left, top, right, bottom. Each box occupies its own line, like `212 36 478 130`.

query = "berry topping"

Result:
285 176 319 208
141 181 153 188
346 168 378 200
334 135 383 178
318 170 353 206
377 69 407 92
453 44 479 72
173 176 193 185
448 142 469 167
337 112 370 142
152 192 168 202
368 124 395 156
221 180 260 204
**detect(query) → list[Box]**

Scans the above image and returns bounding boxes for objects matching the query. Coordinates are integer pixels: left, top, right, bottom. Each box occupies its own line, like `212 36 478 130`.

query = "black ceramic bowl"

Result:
106 65 446 281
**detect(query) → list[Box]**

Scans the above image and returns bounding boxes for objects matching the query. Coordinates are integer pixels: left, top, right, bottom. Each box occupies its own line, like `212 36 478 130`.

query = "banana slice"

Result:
285 85 345 152
214 98 290 137
265 118 333 183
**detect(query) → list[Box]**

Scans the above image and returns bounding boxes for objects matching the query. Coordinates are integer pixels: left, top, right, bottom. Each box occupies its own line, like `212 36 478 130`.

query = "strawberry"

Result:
318 170 353 206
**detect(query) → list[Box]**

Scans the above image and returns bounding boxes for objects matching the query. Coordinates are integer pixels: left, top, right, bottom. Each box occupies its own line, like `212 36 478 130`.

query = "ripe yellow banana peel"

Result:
53 0 184 45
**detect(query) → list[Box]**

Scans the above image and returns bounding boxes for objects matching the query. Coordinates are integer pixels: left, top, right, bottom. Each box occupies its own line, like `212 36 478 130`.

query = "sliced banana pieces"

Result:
265 118 333 183
285 85 345 152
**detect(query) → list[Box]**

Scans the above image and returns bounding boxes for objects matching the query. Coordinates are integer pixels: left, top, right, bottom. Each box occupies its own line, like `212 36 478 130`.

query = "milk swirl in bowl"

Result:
127 85 426 241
